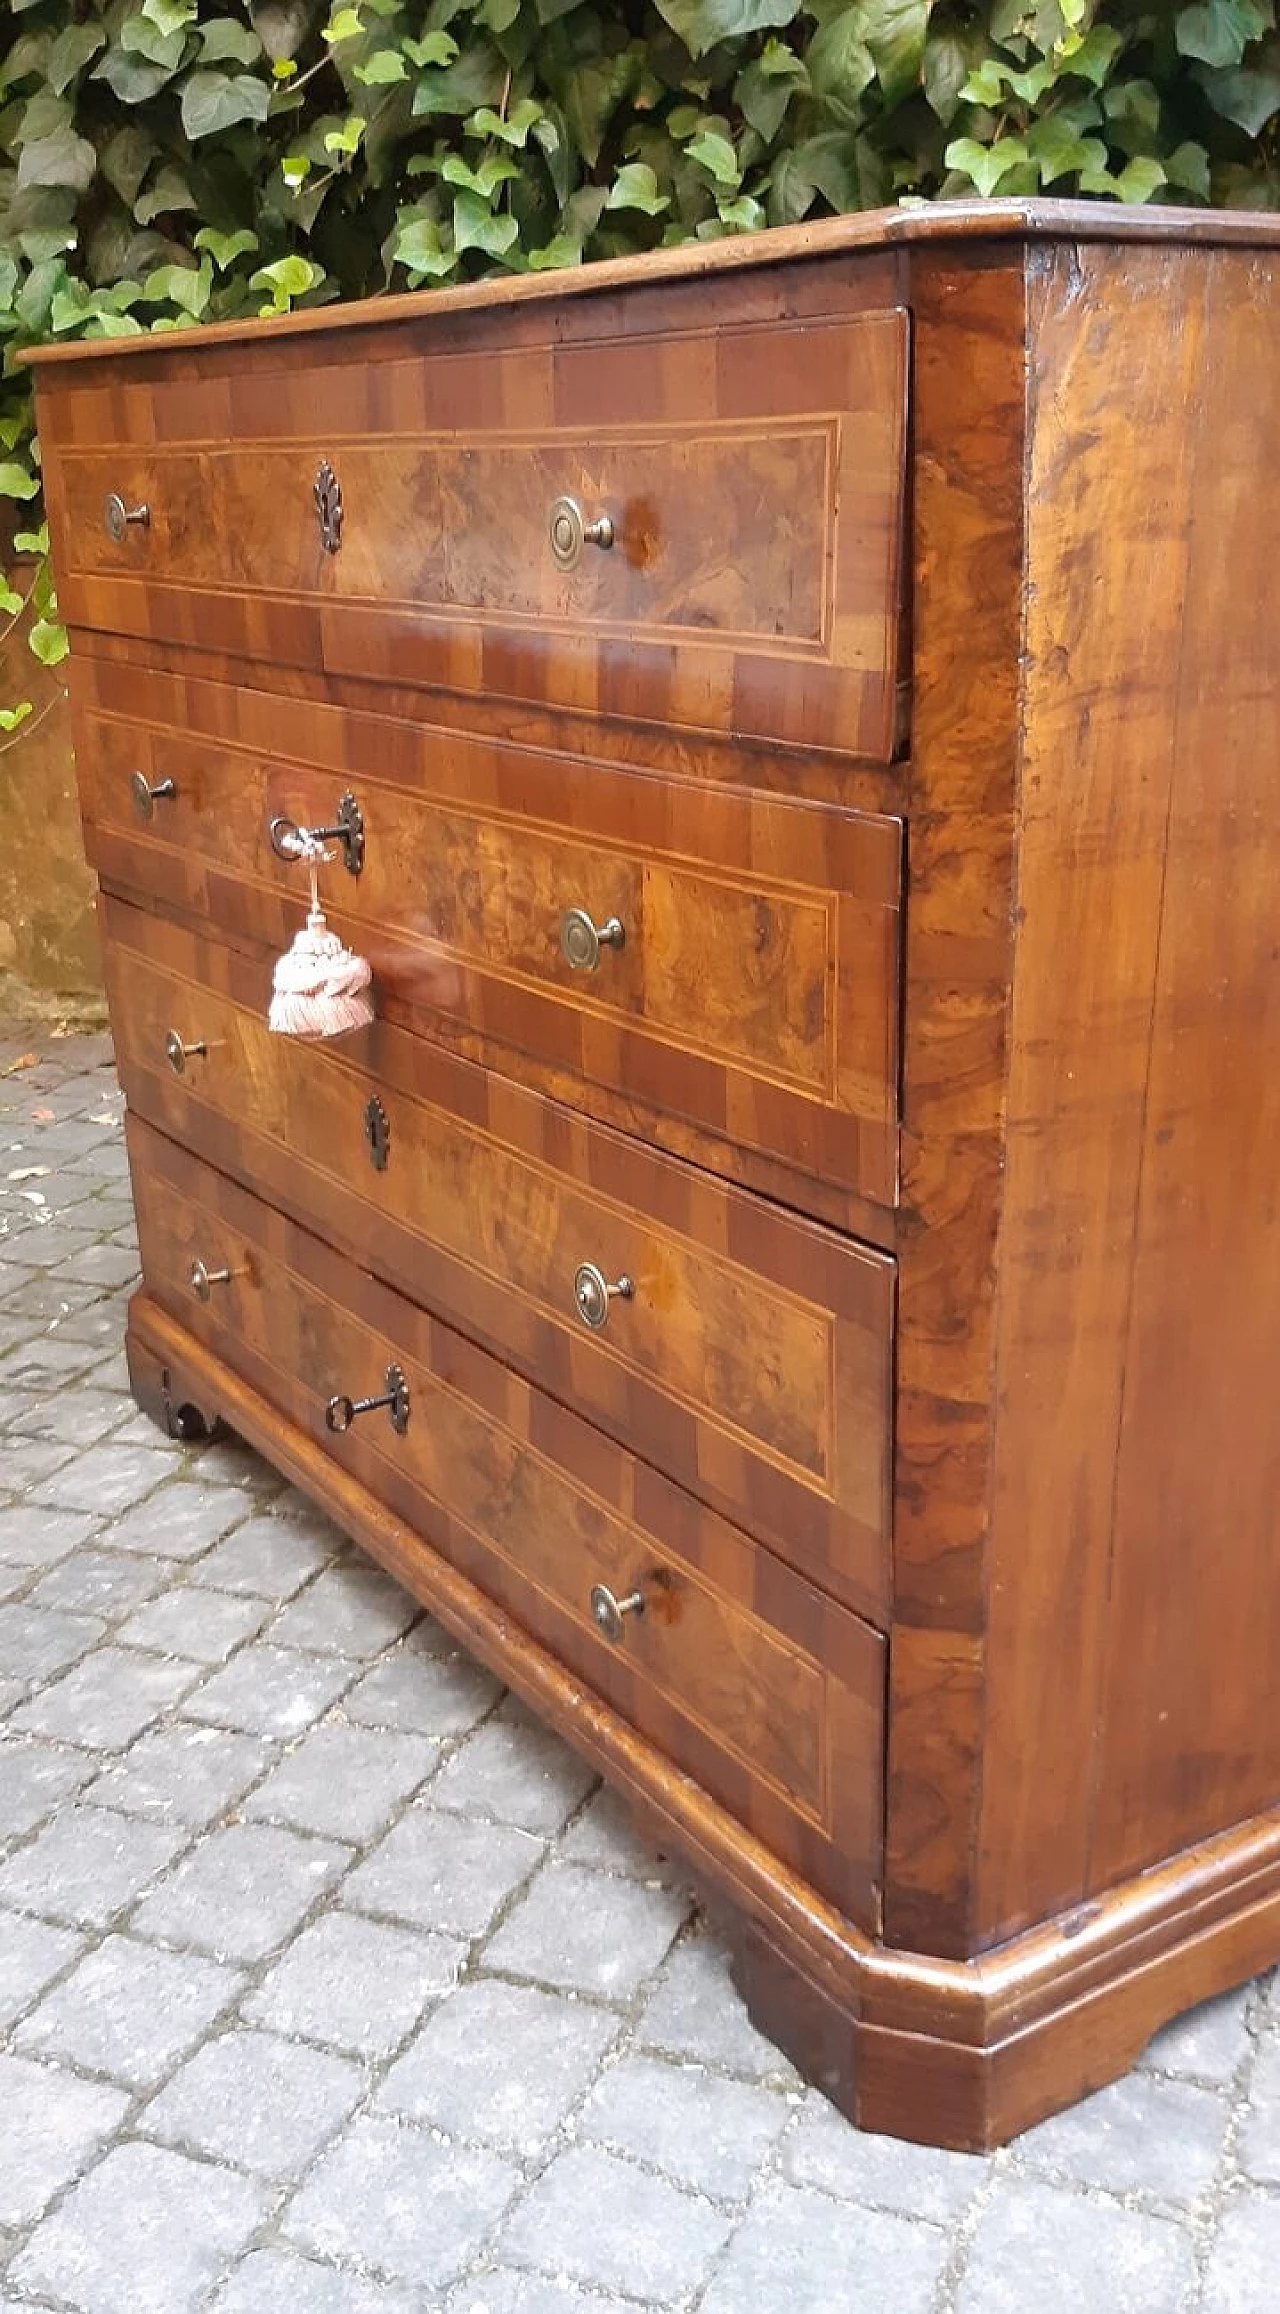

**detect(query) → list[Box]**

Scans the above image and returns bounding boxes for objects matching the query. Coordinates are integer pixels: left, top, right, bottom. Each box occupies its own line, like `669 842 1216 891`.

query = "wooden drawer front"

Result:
79 669 902 1207
46 303 907 758
107 900 893 1622
128 1118 886 1926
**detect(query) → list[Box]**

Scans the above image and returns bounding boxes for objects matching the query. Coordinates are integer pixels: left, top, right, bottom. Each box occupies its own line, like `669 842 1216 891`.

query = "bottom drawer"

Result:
128 1115 885 1927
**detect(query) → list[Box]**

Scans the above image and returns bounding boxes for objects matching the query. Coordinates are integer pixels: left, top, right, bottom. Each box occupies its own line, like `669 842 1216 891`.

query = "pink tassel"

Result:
269 838 374 1042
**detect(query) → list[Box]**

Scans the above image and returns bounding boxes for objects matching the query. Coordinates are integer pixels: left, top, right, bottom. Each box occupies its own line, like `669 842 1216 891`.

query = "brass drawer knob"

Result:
165 1030 207 1075
131 772 176 822
560 908 624 974
573 1263 634 1332
590 1582 644 1646
326 1362 410 1437
269 789 364 878
549 495 614 571
189 1259 232 1300
103 493 150 542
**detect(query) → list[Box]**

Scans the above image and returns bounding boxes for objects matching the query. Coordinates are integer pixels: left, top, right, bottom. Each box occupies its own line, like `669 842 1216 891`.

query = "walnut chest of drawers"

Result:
29 199 1280 2150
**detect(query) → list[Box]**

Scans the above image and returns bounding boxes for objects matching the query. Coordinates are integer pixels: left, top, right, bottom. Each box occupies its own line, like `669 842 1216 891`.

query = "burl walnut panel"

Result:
129 1114 886 1930
105 895 894 1623
74 664 902 1208
29 203 1280 2149
45 297 909 759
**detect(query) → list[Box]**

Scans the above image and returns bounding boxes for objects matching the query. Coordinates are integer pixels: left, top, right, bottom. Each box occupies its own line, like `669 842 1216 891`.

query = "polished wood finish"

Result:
31 207 1280 2148
44 292 908 758
105 896 894 1621
74 667 903 1207
130 1114 885 1927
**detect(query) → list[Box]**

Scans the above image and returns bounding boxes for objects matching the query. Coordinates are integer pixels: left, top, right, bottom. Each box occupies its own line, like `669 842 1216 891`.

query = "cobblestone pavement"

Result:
0 1024 1277 2314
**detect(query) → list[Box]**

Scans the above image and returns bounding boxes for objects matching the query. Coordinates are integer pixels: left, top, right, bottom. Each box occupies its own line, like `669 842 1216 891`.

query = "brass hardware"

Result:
188 1259 232 1301
103 493 149 543
560 907 624 974
573 1262 634 1332
131 771 176 822
326 1361 410 1436
315 459 343 554
589 1581 645 1645
548 494 614 572
269 789 364 878
165 1030 207 1075
362 1094 390 1172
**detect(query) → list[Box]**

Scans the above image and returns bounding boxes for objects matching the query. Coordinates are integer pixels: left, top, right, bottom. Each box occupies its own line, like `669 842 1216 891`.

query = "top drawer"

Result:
39 302 909 758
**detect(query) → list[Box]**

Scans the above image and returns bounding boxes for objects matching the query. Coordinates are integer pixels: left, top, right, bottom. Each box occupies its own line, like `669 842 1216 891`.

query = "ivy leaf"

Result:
862 0 930 109
654 0 801 61
323 116 367 153
100 125 157 207
807 10 877 126
1067 26 1126 87
181 71 272 139
768 128 861 221
323 7 365 43
354 50 408 83
607 161 670 212
412 44 506 119
467 97 546 144
140 258 214 316
120 18 189 69
944 134 1030 195
391 217 456 279
142 0 198 34
134 163 198 223
28 617 69 667
1176 1 1274 68
0 705 34 733
441 149 521 194
1113 155 1168 201
1166 138 1212 196
736 45 808 140
251 254 324 310
0 465 41 501
193 226 261 274
45 26 107 96
451 187 521 258
923 27 979 122
92 48 176 102
1027 116 1096 183
16 130 98 194
200 19 265 68
1196 56 1280 126
686 128 742 183
403 33 459 68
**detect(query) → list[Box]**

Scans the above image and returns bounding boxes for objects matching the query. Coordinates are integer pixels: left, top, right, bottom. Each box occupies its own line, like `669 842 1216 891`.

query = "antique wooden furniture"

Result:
28 199 1280 2149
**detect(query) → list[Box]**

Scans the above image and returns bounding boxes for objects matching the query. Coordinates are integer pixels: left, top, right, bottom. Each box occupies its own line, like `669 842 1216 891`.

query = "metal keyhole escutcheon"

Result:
363 1095 390 1172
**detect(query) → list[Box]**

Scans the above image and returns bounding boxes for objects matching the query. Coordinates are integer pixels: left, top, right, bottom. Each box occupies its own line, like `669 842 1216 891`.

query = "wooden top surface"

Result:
24 197 1280 373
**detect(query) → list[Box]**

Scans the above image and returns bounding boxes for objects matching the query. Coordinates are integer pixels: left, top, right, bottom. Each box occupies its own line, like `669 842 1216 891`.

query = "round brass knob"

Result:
573 1263 634 1332
165 1030 207 1076
589 1582 645 1646
103 493 150 543
548 495 614 572
131 772 176 822
560 908 624 974
188 1260 231 1301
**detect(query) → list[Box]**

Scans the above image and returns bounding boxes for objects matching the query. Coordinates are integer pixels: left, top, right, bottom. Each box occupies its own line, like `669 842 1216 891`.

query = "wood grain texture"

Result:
74 660 903 1209
128 1113 887 1928
882 248 1028 1955
40 294 909 758
105 893 894 1622
973 240 1280 1943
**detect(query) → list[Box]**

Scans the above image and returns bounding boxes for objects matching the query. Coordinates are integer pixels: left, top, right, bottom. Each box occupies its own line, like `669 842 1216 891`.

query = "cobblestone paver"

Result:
1 1022 1276 2313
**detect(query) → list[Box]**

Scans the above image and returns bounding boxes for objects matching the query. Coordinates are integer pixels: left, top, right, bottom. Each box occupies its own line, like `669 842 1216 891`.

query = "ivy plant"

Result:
3 0 1280 719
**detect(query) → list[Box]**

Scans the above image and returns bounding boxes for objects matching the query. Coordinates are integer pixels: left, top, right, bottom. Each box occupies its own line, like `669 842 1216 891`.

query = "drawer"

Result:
43 301 908 759
106 898 894 1622
128 1116 886 1927
79 667 903 1207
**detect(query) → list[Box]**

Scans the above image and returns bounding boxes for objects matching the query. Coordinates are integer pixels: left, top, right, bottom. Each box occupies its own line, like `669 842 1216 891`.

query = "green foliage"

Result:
3 0 1280 705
